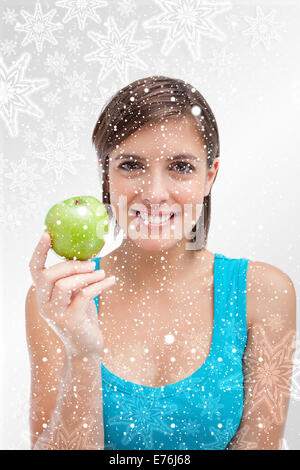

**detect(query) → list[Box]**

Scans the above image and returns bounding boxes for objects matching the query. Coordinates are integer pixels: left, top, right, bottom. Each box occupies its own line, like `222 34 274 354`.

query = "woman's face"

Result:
107 114 219 252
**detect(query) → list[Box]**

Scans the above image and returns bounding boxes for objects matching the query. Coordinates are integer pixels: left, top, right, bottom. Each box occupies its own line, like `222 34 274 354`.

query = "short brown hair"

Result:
92 75 219 249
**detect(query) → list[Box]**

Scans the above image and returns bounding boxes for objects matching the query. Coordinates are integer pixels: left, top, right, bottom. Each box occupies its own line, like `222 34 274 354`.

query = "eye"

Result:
170 162 195 174
118 161 143 172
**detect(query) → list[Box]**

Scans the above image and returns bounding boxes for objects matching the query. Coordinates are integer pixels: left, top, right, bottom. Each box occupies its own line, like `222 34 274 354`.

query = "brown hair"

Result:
92 75 219 249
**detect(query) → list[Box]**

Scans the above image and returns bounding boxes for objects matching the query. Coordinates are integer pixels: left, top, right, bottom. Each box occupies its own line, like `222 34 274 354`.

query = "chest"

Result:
98 282 214 388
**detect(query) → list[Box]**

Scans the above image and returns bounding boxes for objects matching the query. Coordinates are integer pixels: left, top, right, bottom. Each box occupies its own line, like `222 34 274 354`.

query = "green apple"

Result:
44 195 109 260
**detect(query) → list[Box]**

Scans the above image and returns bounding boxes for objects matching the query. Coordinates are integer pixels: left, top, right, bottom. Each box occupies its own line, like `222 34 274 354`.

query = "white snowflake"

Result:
4 157 41 195
14 0 63 54
201 45 235 77
142 0 232 61
45 51 69 76
64 70 91 100
116 0 137 18
89 84 118 116
19 190 46 221
41 119 56 135
0 52 49 137
2 8 18 25
32 132 85 184
0 153 9 204
84 16 152 83
64 104 88 132
23 127 38 146
66 35 81 54
225 12 240 32
43 89 62 108
0 202 23 231
243 6 285 51
56 0 107 31
0 39 17 57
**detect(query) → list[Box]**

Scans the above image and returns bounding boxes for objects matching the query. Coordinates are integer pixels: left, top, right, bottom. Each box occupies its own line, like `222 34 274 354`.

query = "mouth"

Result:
132 210 177 228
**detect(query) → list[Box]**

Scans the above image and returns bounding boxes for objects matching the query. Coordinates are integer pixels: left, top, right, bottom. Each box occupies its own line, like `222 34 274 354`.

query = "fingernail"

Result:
108 275 116 282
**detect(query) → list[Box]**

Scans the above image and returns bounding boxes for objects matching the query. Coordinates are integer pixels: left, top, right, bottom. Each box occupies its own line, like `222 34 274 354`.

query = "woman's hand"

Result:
29 231 115 358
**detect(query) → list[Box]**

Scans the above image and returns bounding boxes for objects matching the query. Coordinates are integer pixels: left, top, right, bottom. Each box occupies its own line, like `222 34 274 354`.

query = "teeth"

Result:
137 212 173 224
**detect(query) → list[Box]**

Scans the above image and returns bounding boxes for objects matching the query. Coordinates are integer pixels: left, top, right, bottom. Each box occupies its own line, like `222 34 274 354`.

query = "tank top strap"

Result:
213 253 249 360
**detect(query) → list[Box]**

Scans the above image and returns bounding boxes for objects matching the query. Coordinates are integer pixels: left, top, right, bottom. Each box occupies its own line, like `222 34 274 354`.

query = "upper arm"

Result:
228 260 296 450
25 284 66 449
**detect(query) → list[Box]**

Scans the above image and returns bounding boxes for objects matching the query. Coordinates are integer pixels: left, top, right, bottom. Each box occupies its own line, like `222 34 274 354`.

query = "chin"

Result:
131 237 180 252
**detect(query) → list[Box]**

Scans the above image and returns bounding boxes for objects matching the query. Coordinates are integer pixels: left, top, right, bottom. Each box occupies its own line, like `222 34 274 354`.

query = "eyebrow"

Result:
113 153 199 162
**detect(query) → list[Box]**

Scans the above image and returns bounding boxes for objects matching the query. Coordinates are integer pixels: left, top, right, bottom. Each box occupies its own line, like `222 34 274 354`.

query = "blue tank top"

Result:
92 253 249 450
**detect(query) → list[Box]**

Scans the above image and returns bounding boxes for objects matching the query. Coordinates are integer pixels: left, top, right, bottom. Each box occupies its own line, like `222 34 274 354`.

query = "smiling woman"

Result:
92 75 220 250
26 75 296 451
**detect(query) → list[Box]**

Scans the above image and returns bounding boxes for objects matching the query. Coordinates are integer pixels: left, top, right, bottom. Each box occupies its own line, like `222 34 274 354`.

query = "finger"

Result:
72 276 116 313
42 260 96 303
51 270 106 306
29 232 51 284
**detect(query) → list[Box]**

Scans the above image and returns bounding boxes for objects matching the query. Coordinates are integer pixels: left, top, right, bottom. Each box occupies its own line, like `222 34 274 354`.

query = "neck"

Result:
103 236 208 291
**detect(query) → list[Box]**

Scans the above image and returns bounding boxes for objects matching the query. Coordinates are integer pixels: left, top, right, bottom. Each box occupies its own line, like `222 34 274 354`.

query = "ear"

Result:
204 158 219 197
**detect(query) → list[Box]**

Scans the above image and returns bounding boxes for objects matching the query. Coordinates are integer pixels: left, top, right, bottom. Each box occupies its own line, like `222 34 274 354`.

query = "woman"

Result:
26 76 296 450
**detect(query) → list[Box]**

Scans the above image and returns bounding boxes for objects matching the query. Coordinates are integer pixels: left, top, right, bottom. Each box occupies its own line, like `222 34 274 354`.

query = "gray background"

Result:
1 0 299 449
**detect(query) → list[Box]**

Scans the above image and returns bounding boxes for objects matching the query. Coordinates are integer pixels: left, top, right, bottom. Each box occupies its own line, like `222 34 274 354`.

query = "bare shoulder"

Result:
246 259 296 330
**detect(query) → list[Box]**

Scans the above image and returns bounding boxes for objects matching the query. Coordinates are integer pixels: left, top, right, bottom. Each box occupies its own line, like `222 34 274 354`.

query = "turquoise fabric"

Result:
91 253 249 450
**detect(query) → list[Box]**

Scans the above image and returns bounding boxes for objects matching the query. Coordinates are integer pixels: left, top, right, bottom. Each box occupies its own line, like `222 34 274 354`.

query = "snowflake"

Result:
243 325 296 424
116 0 137 18
41 119 56 135
0 153 9 177
64 70 91 100
43 89 61 108
0 153 9 204
107 392 178 448
201 45 235 77
0 202 23 231
290 338 300 402
209 418 238 449
227 423 257 450
243 6 285 51
4 157 41 195
23 127 38 146
142 0 232 61
19 190 47 221
89 84 117 116
2 8 18 25
14 0 63 54
84 16 152 84
56 0 107 31
35 421 100 450
224 12 240 32
32 132 85 184
66 35 81 54
64 104 88 132
0 53 49 137
45 51 69 77
195 393 224 419
0 39 17 57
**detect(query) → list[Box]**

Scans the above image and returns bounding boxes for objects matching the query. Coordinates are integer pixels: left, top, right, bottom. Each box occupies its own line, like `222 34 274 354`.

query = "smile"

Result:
135 210 176 227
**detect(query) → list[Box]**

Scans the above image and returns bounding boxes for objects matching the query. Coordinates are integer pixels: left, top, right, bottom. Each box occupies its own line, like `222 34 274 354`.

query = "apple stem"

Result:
75 199 83 205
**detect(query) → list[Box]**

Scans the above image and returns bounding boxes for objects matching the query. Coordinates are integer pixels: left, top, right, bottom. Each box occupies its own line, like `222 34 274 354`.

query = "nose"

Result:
139 170 170 207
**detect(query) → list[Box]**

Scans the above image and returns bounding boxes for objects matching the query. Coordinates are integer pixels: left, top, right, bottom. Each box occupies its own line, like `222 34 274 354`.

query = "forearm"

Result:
33 354 104 450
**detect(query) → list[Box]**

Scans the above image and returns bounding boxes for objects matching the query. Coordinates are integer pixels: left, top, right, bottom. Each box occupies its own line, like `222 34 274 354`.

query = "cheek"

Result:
175 180 205 204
